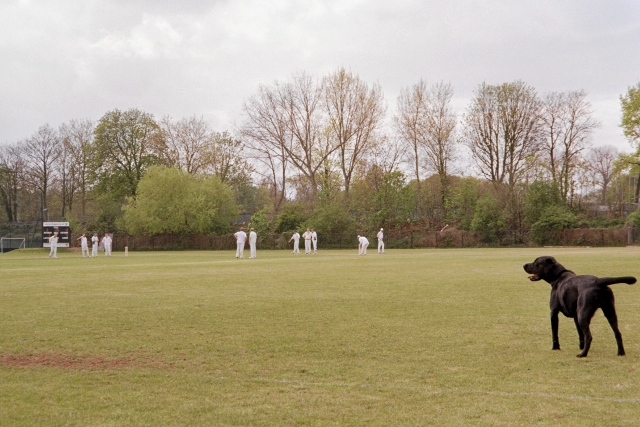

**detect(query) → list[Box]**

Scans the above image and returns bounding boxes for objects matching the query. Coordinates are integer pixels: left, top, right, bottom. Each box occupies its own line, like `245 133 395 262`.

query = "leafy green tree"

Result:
470 193 508 242
619 83 640 206
350 166 415 229
621 82 640 146
445 177 482 230
530 205 577 245
92 109 164 200
523 180 562 227
304 203 356 237
123 167 237 235
248 209 272 242
275 204 308 233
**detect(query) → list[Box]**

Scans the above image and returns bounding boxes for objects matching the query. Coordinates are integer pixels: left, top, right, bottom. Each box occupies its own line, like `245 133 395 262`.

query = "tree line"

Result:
1 69 640 242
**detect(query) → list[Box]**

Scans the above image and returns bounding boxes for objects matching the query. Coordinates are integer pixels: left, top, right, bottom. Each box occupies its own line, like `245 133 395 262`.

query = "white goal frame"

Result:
1 237 26 253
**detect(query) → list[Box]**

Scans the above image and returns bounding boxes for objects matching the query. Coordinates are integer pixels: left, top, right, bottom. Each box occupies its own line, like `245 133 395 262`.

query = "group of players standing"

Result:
232 227 387 258
75 232 112 257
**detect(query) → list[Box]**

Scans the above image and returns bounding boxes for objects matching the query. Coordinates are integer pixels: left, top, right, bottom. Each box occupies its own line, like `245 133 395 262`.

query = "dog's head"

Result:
523 256 568 283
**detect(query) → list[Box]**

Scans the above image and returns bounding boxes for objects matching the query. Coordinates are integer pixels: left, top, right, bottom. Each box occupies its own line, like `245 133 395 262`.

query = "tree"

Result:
22 124 61 212
470 193 508 243
420 82 457 203
59 119 94 216
523 180 562 227
463 81 544 188
0 144 24 222
589 145 618 205
123 166 237 235
324 67 386 198
395 79 428 188
620 82 640 146
541 90 599 202
92 109 164 200
160 115 212 175
204 132 253 187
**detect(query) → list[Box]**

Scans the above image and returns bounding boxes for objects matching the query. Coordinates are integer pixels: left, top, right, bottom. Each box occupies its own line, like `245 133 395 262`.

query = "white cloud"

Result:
0 0 639 149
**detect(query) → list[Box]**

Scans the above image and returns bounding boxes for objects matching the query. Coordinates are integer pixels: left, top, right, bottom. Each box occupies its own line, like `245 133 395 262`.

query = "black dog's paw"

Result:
618 351 626 356
552 344 560 350
576 352 588 358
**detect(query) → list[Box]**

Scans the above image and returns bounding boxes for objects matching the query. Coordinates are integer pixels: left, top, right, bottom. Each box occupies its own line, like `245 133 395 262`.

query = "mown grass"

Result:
1 247 640 426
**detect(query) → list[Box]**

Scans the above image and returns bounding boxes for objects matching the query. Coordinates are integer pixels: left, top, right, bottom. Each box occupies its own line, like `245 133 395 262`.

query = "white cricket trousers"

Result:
92 244 98 257
378 240 384 253
250 242 256 258
305 240 311 254
359 243 368 255
105 244 112 256
312 240 317 253
293 242 300 254
236 242 245 258
82 246 89 257
49 245 57 258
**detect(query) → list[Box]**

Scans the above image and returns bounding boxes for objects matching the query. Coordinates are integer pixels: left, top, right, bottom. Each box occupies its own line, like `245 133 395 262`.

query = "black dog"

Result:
523 256 636 357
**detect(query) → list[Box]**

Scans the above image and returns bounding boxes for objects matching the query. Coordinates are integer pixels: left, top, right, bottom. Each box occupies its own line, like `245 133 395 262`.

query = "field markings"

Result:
207 376 640 404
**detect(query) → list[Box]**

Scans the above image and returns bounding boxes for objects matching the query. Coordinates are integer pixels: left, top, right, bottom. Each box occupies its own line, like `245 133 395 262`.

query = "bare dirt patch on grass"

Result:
0 352 166 370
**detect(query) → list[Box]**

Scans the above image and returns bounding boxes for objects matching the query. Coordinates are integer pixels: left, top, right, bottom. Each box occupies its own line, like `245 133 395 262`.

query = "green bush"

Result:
470 194 508 243
275 204 308 233
530 205 577 246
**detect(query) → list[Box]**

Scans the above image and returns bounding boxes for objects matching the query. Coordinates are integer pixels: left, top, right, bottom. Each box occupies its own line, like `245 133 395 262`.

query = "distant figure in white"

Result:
377 228 385 254
289 231 300 254
102 233 112 256
48 232 59 258
91 233 99 257
302 228 313 254
77 233 89 257
311 228 318 254
249 227 258 259
234 227 247 258
358 235 369 255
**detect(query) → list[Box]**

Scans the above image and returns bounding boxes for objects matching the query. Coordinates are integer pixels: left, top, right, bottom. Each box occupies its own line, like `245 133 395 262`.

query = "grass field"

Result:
2 247 640 426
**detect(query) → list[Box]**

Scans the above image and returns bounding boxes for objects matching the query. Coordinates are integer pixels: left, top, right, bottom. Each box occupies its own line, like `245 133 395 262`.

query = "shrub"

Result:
530 205 577 246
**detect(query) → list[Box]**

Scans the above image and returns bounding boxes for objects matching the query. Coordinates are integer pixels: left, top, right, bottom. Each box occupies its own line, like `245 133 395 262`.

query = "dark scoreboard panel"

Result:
43 222 71 248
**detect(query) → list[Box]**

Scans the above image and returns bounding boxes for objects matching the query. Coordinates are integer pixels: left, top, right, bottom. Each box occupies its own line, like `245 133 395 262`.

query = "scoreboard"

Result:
43 222 71 248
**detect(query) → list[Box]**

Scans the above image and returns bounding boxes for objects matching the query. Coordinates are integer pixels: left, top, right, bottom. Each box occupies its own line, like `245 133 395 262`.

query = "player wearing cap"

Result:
91 233 99 257
311 228 318 254
357 235 369 255
377 228 385 254
249 227 258 259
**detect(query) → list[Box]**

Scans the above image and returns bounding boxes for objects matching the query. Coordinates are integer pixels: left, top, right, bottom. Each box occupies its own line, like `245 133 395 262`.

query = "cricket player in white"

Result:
78 233 89 257
302 228 312 254
91 233 99 257
311 229 318 254
357 235 369 255
249 228 257 258
234 227 247 258
289 231 300 254
48 232 59 258
377 228 385 254
102 233 112 256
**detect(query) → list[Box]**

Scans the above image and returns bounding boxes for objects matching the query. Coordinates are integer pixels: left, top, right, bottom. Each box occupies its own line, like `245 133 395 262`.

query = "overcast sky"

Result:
2 0 639 152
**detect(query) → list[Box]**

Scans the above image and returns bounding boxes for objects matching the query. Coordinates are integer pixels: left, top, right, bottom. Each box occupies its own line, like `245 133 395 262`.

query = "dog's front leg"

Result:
551 311 560 350
573 317 584 350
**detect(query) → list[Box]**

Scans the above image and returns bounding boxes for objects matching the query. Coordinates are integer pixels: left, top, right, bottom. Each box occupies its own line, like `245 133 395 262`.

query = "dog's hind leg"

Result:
576 306 598 358
602 302 625 356
573 317 584 350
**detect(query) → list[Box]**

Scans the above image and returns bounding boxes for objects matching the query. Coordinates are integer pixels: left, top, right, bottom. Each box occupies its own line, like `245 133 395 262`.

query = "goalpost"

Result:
0 237 26 253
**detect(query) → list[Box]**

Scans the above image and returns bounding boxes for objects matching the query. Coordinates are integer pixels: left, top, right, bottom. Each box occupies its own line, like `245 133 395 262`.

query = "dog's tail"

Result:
596 276 637 287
